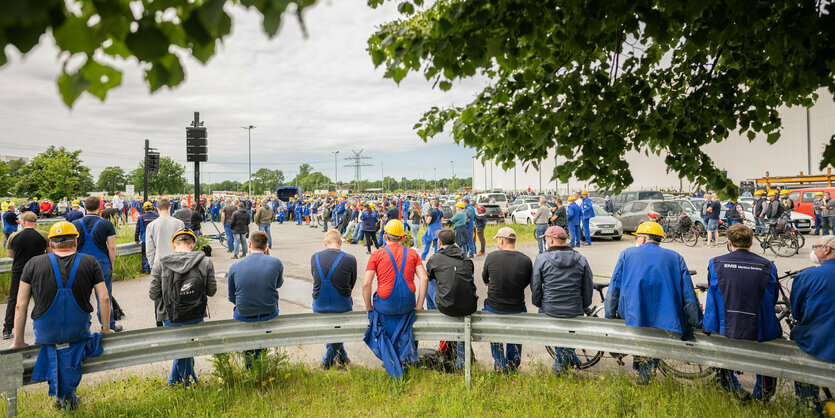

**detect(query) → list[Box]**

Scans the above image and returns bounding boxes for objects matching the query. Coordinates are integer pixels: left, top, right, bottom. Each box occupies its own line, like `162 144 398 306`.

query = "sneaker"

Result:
2 331 11 340
113 325 124 332
231 255 238 259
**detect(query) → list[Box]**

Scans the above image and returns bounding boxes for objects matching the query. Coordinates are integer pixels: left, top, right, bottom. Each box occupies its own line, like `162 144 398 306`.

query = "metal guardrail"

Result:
0 311 833 417
0 243 140 274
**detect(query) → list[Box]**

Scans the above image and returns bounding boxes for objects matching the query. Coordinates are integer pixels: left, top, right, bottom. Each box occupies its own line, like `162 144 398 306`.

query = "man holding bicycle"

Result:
605 221 702 383
791 235 835 414
703 224 780 400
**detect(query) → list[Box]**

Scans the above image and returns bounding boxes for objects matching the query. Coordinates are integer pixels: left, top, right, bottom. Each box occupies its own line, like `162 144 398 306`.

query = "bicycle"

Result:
661 217 700 247
755 220 800 257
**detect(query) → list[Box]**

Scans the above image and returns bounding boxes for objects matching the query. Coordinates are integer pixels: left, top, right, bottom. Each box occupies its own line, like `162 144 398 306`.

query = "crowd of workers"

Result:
0 190 833 415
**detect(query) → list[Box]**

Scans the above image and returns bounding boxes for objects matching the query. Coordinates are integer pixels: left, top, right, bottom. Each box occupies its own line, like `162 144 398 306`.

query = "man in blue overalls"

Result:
580 191 593 246
605 221 702 383
464 199 476 258
566 197 581 247
312 230 358 369
363 220 429 379
134 202 159 274
72 197 121 332
228 231 283 369
10 221 113 410
703 224 781 400
791 235 835 414
420 200 443 260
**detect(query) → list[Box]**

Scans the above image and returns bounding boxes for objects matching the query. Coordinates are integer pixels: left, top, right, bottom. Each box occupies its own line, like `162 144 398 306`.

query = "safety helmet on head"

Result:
767 191 776 197
581 190 589 195
171 228 197 243
454 194 461 200
568 196 575 201
143 202 154 210
632 221 665 238
816 191 824 196
48 221 79 240
383 219 405 237
780 189 790 195
456 201 466 208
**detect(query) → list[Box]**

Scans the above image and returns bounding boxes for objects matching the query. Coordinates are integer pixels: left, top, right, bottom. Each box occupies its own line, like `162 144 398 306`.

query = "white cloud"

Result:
0 0 485 182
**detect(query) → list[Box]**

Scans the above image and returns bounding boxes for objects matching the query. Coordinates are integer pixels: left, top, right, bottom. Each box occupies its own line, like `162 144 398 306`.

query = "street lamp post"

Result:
332 150 339 191
241 125 256 195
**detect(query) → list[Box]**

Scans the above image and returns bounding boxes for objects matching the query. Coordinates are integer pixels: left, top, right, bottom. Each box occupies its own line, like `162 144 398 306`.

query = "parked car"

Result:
588 205 623 240
481 203 506 224
616 200 683 232
673 198 706 232
610 190 665 212
477 193 510 212
509 203 537 224
441 204 453 225
732 201 814 233
784 187 835 218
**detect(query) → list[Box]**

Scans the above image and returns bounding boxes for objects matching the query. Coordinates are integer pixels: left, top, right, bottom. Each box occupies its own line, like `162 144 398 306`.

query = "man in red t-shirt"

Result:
362 219 428 378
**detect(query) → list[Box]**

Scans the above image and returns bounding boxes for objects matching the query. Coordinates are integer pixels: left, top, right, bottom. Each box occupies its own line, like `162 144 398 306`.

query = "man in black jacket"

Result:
425 229 477 368
229 202 250 259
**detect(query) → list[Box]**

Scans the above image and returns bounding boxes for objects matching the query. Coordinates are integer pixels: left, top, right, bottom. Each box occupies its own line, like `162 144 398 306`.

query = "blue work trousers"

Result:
323 343 349 367
717 369 776 400
224 222 234 252
466 225 475 257
257 224 272 247
582 219 591 244
233 233 247 257
568 224 581 247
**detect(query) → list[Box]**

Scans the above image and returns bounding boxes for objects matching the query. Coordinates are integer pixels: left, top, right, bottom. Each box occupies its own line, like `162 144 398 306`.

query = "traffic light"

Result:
186 126 207 162
147 150 160 174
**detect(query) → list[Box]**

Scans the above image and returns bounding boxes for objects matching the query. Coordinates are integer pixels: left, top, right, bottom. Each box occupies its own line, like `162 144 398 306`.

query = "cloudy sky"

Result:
0 0 486 184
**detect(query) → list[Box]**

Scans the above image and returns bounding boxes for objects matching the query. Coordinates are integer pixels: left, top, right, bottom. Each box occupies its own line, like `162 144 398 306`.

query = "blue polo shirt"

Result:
227 253 284 317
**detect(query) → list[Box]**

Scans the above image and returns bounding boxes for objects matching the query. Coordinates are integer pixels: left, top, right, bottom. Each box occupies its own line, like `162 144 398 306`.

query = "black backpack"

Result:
166 269 207 323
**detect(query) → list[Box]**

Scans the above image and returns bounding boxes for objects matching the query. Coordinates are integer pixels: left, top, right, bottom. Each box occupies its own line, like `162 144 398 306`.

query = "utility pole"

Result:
143 140 149 202
343 149 372 192
332 150 340 190
186 112 207 208
381 162 385 193
241 125 255 195
433 168 437 193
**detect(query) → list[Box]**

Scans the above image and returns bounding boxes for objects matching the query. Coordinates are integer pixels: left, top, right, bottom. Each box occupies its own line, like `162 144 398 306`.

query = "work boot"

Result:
113 325 124 332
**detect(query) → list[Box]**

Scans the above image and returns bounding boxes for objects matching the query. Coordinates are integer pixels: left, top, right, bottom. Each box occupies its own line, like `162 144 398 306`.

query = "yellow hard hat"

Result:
767 191 776 197
171 228 197 243
456 201 466 208
568 196 575 201
384 219 405 237
816 191 824 196
823 399 834 417
454 194 461 200
780 189 790 195
48 221 79 240
143 202 153 210
581 190 589 195
633 221 665 238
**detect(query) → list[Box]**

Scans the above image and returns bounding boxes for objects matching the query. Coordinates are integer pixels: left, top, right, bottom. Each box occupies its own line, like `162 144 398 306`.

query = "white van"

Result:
477 193 509 212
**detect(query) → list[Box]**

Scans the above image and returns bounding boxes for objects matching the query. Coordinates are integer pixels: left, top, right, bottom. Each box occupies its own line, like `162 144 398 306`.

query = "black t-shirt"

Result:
311 249 358 299
386 207 399 221
7 228 48 276
73 215 116 255
20 253 104 319
428 208 440 224
482 250 532 312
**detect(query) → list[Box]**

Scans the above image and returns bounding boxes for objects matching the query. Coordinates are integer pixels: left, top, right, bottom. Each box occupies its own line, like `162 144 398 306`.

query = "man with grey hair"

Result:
533 196 551 254
254 198 274 249
790 234 835 413
603 195 614 216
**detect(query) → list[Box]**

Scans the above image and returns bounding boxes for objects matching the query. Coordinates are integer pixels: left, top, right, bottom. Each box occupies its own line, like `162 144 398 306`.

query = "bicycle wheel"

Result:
682 227 698 247
661 231 675 243
792 230 806 249
658 359 715 380
545 308 604 370
770 234 799 257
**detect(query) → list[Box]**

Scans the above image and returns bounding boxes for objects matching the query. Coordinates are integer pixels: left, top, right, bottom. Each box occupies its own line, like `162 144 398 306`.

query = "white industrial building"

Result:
472 88 835 194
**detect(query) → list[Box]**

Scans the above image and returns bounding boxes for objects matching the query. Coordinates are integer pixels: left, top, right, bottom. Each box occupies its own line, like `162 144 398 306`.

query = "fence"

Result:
1 311 834 417
0 243 140 274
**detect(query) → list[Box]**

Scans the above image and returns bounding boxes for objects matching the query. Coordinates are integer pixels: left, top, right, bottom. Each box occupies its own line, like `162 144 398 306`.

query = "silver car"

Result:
588 205 623 240
616 200 683 232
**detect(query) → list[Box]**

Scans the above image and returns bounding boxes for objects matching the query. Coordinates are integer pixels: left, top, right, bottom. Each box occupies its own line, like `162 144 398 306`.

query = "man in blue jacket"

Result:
566 197 581 247
580 191 594 246
791 235 835 413
532 226 593 374
702 224 780 400
464 199 476 258
605 221 702 382
421 200 443 260
134 202 159 274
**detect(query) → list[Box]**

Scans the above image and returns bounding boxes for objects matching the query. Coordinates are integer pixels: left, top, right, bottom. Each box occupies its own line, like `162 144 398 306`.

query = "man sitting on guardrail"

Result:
703 224 780 401
228 231 283 370
531 225 593 375
363 220 428 379
312 230 357 369
149 228 216 386
792 235 835 414
605 221 702 383
10 221 113 410
425 229 477 368
482 227 533 372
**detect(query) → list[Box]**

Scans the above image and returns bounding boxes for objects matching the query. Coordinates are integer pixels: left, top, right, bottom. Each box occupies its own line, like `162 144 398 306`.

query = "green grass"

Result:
11 351 815 417
407 223 537 248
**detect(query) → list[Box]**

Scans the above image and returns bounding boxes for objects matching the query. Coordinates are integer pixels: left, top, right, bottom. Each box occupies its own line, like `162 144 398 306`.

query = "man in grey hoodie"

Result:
531 225 593 374
149 228 216 386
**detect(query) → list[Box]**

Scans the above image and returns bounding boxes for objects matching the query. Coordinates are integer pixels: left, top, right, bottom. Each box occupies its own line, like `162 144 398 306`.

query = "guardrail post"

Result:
6 389 15 418
0 352 22 418
464 315 472 387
